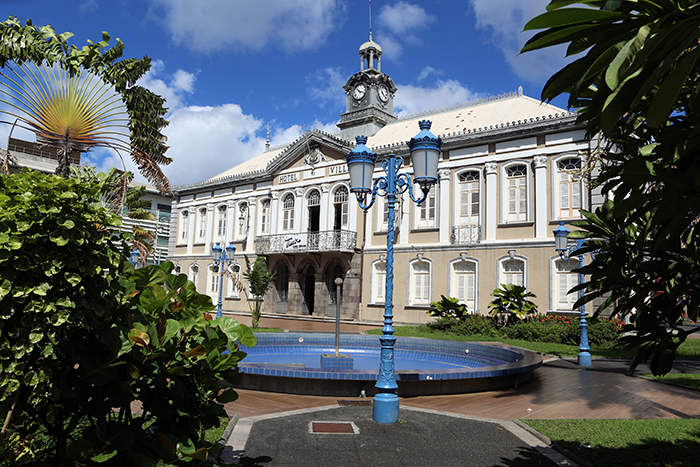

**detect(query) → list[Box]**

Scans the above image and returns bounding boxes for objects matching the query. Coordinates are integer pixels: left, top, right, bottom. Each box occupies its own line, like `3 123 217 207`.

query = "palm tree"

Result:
0 16 171 195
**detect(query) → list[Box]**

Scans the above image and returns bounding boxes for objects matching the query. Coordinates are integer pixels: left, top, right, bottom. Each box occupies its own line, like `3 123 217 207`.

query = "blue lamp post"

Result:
212 241 236 319
345 120 441 423
553 221 592 367
129 249 140 268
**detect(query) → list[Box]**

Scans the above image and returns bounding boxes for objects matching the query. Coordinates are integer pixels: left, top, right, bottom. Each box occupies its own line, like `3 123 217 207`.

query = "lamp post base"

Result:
577 351 592 367
373 393 399 424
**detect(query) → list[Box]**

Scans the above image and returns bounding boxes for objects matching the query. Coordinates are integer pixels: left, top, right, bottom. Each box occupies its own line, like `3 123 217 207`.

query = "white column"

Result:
399 192 409 245
438 169 451 244
204 203 215 255
270 191 280 234
186 207 196 255
320 183 331 231
246 196 257 254
533 155 548 239
294 187 304 234
484 162 498 242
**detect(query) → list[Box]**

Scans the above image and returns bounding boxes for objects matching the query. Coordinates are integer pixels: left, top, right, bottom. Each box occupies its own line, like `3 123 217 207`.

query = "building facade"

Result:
169 36 599 324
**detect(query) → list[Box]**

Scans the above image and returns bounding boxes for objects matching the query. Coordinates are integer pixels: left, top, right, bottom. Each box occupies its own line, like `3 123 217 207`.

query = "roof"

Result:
174 90 573 192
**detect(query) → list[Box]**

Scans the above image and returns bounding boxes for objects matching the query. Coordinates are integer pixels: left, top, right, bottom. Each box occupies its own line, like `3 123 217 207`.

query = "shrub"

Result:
424 316 497 337
488 284 538 324
500 314 622 347
427 295 470 320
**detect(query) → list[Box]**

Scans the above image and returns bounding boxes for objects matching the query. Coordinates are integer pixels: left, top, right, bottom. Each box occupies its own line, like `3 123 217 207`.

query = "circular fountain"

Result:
237 332 543 397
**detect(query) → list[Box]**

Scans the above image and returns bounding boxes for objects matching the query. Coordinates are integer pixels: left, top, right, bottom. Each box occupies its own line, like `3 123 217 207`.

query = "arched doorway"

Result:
301 265 315 315
275 264 289 314
327 263 344 317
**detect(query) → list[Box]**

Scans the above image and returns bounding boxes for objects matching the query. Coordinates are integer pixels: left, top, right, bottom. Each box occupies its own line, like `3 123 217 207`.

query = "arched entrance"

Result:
301 265 315 315
275 264 289 314
327 263 344 317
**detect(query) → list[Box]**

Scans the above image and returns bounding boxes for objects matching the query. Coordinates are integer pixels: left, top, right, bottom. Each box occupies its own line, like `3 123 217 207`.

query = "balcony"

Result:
255 230 357 255
451 224 482 245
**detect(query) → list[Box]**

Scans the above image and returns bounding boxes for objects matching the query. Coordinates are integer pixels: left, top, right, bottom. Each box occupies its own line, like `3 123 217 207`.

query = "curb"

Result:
514 419 596 467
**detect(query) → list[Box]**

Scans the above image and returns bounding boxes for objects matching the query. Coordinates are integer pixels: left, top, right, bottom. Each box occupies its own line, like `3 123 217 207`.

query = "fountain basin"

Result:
237 333 542 397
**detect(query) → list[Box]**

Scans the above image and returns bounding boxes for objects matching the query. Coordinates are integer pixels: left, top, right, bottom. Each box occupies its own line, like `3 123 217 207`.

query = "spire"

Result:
359 1 382 73
265 123 270 150
369 0 373 42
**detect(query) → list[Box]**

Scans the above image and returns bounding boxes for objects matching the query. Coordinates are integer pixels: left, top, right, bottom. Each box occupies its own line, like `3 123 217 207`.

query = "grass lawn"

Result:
365 325 700 360
640 373 700 390
523 419 700 467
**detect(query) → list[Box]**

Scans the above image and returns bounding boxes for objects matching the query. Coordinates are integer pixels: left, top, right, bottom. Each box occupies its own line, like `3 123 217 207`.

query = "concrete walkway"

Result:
219 317 700 466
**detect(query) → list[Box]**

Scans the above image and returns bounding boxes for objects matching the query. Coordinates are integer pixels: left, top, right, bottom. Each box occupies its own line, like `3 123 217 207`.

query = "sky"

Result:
0 0 572 188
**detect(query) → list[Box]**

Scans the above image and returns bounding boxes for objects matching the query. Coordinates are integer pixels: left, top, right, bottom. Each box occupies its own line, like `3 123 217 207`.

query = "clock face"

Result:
378 85 389 102
352 83 367 100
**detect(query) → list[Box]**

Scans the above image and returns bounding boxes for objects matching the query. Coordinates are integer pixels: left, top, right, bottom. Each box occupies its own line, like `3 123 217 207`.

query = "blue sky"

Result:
1 0 570 186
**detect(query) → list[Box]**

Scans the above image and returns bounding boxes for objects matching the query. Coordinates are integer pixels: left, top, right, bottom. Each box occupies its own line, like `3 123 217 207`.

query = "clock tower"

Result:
337 33 397 141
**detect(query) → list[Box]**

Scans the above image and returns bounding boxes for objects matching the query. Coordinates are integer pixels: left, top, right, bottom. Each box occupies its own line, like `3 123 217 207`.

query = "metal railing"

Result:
451 224 482 245
255 230 357 254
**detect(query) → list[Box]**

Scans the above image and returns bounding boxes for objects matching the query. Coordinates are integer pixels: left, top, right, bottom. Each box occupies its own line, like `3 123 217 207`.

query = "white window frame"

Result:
408 257 433 306
449 257 479 313
237 202 248 240
414 185 436 229
197 207 207 243
259 199 271 234
455 169 482 226
333 185 349 229
226 263 242 298
549 256 580 312
371 260 387 304
497 255 528 289
179 210 189 243
377 194 402 231
500 161 531 224
216 205 227 241
281 192 295 232
189 263 200 288
552 154 586 220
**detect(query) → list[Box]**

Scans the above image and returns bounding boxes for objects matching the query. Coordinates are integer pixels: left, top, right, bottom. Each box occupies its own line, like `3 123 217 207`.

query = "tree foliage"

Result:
522 0 700 375
0 16 171 194
242 256 275 329
427 295 471 320
488 284 538 321
0 170 254 465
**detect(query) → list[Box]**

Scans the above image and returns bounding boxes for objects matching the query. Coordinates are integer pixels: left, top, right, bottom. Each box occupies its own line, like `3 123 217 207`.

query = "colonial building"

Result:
169 35 598 324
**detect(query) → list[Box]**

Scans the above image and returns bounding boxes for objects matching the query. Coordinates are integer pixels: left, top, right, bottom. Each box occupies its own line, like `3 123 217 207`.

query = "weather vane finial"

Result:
369 0 373 41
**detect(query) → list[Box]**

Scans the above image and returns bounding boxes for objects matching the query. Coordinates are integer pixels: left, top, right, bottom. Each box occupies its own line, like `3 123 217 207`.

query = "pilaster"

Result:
438 168 451 244
484 162 498 241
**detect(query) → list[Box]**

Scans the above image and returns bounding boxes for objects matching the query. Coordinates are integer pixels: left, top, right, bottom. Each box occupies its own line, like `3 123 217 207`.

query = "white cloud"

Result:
151 0 345 54
470 0 570 84
307 67 346 109
417 66 442 82
136 60 196 111
394 79 480 117
376 2 436 58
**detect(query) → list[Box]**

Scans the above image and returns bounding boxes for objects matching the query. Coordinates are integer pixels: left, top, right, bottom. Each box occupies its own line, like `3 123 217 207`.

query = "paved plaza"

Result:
218 317 700 466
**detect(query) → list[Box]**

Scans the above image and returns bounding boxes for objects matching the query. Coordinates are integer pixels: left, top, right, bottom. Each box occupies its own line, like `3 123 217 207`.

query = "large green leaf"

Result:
524 8 624 31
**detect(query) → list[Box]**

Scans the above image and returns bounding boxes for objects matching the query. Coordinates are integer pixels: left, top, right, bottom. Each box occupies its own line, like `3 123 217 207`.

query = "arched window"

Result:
189 264 200 287
501 259 525 286
227 263 242 298
452 260 477 312
458 171 480 225
260 199 270 234
209 265 220 296
282 193 295 231
307 189 320 206
506 165 528 222
197 207 207 242
372 261 386 303
333 186 349 229
558 158 583 219
180 210 189 242
556 258 579 310
415 185 436 228
409 260 432 305
276 264 289 303
216 205 227 240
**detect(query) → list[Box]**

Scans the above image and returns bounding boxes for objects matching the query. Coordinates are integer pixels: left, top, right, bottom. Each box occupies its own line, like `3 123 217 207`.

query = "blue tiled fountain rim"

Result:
238 332 543 382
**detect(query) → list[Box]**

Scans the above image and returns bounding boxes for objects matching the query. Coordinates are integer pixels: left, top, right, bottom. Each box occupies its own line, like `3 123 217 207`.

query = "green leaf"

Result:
524 8 623 31
131 264 167 289
0 279 10 299
91 449 118 463
216 388 239 404
64 272 81 286
647 46 700 129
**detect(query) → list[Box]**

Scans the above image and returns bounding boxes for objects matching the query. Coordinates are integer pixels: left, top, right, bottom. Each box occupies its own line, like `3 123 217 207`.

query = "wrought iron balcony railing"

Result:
255 230 357 254
451 224 482 245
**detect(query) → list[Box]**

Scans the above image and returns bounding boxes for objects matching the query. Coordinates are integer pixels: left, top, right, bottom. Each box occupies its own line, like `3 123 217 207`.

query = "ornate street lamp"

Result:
129 249 140 268
553 221 592 367
345 120 441 423
212 241 236 319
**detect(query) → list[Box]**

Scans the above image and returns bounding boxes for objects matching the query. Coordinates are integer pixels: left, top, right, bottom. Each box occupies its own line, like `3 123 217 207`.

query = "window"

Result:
238 203 248 239
282 193 295 231
458 171 480 225
216 205 227 239
307 189 320 207
260 199 270 234
372 261 386 303
380 196 400 231
209 265 220 296
506 165 528 222
502 259 525 286
197 208 207 242
180 211 189 242
410 260 432 305
173 264 182 275
416 185 436 228
227 264 242 297
558 158 583 219
189 264 200 287
556 258 579 310
276 264 289 302
333 186 349 229
452 260 477 312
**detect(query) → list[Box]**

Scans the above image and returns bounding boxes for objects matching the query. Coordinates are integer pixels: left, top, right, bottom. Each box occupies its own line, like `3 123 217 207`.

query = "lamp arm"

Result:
397 173 430 205
356 175 389 212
